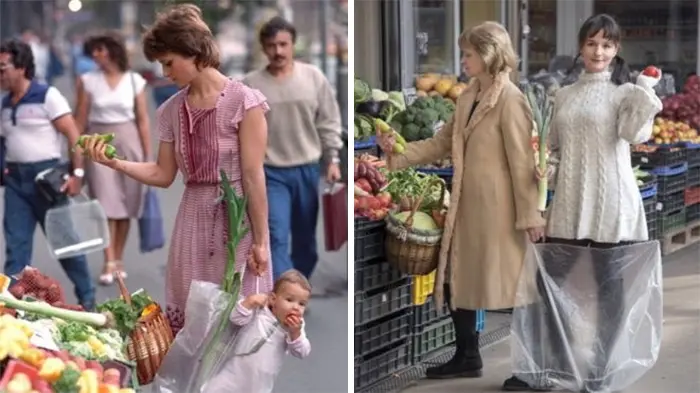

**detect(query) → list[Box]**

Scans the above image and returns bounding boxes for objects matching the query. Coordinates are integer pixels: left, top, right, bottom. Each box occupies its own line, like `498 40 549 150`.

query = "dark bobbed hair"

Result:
0 39 36 80
83 30 130 72
573 13 631 86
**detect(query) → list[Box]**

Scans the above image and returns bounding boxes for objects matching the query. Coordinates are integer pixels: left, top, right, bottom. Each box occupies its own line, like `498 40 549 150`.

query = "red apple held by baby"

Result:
642 66 661 78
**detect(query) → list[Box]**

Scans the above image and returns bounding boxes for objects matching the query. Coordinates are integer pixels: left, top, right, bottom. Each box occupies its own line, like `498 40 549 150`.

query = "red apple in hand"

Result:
642 66 661 78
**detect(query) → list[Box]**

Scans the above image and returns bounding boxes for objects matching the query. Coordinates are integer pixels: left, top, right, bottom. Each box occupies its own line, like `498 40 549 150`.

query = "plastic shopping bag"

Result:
138 187 165 253
201 307 285 393
152 281 239 393
510 241 663 393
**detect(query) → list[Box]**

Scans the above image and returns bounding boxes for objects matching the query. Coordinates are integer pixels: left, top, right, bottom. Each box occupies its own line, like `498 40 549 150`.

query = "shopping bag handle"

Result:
238 256 261 295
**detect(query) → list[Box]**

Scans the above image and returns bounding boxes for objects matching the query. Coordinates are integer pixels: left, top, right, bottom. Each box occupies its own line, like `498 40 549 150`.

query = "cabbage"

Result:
61 341 94 359
392 211 438 231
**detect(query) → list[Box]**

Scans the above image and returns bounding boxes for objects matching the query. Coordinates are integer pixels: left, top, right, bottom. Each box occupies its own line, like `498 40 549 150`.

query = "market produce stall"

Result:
353 154 484 392
0 266 167 393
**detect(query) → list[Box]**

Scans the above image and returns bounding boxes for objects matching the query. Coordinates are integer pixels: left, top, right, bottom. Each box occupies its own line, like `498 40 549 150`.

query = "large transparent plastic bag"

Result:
200 304 286 393
511 241 663 393
152 280 239 393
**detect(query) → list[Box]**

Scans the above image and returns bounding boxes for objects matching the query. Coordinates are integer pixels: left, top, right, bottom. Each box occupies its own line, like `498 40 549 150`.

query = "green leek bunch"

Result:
525 85 554 212
191 169 248 390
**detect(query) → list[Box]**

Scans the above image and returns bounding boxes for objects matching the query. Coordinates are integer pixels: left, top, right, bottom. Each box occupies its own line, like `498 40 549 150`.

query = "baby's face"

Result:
270 282 310 321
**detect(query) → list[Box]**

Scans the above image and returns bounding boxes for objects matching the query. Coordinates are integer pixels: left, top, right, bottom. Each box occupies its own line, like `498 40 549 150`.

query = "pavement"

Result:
0 76 349 393
400 243 700 393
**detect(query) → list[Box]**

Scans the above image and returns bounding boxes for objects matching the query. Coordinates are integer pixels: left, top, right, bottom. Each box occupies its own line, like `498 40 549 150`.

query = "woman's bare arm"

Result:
238 106 269 246
74 77 89 133
112 141 178 188
134 90 152 159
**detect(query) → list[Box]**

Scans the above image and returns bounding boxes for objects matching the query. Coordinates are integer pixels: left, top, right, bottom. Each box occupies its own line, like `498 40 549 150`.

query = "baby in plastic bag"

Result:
204 269 312 393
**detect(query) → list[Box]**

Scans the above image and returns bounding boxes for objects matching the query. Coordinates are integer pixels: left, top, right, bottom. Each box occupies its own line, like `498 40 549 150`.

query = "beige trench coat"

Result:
389 72 545 311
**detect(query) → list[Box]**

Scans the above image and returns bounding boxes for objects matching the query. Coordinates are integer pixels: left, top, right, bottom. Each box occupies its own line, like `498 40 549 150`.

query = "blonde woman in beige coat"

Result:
377 21 545 382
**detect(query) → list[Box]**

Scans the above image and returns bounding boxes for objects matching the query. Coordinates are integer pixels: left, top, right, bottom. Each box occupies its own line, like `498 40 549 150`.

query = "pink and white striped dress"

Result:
157 79 273 334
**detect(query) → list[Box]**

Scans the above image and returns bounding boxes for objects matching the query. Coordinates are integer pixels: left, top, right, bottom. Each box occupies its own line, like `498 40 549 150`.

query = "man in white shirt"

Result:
0 39 95 310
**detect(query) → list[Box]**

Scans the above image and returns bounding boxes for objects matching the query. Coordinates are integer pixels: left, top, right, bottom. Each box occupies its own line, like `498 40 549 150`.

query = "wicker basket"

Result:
115 273 174 385
385 177 447 275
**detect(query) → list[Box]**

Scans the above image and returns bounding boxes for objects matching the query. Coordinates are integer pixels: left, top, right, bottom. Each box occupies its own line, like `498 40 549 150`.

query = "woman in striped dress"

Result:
80 4 273 333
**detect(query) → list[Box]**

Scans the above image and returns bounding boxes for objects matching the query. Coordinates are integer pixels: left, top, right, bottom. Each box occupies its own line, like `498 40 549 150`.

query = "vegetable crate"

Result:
688 166 700 188
354 279 412 326
650 163 688 196
412 295 449 328
633 146 686 168
687 145 700 168
658 190 685 215
354 309 412 358
354 342 411 391
411 271 436 305
646 210 659 240
660 208 687 235
687 203 700 223
355 260 406 295
642 195 657 216
410 309 485 365
416 167 454 192
354 217 386 263
685 187 700 206
354 138 380 157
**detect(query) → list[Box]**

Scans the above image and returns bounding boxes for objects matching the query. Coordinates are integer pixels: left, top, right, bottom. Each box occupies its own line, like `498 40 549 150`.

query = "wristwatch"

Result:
73 168 85 178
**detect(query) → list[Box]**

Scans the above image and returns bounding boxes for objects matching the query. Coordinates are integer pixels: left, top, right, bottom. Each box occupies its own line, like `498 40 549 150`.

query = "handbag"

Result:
139 187 165 253
322 182 347 251
34 162 71 206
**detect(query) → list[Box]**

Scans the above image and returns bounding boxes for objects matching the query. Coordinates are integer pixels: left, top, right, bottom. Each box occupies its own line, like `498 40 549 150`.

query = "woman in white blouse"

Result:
75 31 152 285
504 14 662 393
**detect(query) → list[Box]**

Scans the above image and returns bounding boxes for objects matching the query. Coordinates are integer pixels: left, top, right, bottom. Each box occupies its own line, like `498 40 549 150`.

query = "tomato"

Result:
642 66 660 78
367 196 381 210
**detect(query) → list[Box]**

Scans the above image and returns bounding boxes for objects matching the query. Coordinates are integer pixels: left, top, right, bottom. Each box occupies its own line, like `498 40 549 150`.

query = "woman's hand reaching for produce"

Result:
376 127 397 155
78 135 119 169
526 226 546 243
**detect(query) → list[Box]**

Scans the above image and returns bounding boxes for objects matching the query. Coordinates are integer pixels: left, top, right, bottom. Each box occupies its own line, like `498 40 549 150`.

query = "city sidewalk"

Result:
402 244 700 393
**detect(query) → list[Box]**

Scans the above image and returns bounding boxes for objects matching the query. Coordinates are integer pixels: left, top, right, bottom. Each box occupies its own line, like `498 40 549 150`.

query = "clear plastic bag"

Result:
510 241 663 393
152 280 237 393
201 305 286 393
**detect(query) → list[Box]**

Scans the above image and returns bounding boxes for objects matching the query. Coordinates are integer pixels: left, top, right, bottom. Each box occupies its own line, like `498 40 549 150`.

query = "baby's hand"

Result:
242 293 269 309
284 314 303 340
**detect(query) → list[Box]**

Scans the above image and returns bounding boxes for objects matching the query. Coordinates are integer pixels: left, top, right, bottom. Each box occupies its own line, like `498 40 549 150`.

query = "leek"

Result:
0 294 108 327
525 85 554 212
190 169 248 391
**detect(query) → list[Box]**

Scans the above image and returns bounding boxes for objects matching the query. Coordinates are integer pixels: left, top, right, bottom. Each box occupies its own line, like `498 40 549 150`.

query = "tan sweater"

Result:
242 62 343 167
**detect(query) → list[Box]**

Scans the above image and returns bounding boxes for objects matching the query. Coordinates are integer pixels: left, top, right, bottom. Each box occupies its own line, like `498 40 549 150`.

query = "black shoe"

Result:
425 309 482 379
502 376 553 392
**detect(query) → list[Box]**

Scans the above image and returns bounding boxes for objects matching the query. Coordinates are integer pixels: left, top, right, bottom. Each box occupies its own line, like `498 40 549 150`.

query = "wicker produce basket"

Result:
115 273 174 385
385 177 447 275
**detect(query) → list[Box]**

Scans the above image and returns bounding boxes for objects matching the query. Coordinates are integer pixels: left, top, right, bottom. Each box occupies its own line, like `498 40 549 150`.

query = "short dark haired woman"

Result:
75 30 151 286
79 4 272 335
504 14 663 392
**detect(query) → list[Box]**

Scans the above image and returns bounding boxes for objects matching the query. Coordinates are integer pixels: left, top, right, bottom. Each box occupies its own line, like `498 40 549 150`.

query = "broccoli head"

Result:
411 96 434 110
415 108 439 128
401 123 421 142
418 127 434 140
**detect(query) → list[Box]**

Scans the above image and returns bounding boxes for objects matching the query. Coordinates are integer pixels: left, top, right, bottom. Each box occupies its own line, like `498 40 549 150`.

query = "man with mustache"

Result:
243 17 343 281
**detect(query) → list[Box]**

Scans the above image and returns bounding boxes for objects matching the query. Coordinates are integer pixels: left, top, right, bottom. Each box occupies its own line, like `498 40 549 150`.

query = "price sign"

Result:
30 324 59 351
402 87 417 106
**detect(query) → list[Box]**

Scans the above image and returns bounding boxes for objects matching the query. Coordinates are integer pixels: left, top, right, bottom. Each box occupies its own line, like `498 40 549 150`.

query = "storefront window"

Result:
595 0 698 90
413 0 459 75
526 0 557 74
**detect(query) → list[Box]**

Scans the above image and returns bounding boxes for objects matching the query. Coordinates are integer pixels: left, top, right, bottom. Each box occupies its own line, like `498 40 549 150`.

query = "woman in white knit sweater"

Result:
503 14 662 393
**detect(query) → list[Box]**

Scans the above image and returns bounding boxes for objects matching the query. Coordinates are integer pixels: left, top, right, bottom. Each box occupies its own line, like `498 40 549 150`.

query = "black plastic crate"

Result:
634 147 686 168
688 203 700 223
688 147 700 168
355 342 411 391
643 195 657 216
658 191 685 215
412 295 450 328
355 309 412 357
411 318 456 364
689 167 700 188
355 260 406 293
657 172 688 196
660 208 686 234
646 211 658 240
354 217 385 263
355 280 412 326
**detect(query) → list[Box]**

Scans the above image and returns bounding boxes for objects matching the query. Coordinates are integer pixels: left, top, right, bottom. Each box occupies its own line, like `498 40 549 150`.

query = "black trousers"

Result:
533 237 634 378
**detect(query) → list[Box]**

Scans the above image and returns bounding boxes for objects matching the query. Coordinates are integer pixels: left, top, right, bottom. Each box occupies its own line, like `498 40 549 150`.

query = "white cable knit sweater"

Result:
547 71 663 243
